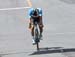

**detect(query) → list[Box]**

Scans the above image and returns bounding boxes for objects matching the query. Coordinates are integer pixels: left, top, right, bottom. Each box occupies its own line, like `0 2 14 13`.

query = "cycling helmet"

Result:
33 8 39 16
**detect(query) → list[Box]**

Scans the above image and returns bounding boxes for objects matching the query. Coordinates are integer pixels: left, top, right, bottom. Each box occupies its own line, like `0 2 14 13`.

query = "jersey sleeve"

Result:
28 8 33 18
28 9 31 18
38 8 42 16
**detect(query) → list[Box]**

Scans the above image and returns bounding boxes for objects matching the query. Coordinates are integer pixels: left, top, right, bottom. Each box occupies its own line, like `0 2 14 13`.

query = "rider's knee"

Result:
39 24 43 28
31 26 34 30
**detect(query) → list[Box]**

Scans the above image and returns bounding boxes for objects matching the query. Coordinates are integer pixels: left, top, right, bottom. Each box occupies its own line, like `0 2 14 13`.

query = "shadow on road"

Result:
0 55 5 57
30 47 75 55
60 0 75 4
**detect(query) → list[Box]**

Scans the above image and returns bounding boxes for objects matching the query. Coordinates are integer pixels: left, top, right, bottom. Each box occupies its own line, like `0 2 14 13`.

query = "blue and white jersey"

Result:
28 8 42 18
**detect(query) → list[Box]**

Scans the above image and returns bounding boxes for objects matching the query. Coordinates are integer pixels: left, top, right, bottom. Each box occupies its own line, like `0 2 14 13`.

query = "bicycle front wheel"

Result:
36 42 39 51
35 28 40 51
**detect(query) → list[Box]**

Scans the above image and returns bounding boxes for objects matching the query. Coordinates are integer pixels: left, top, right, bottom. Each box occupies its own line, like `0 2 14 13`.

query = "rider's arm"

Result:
38 8 43 25
28 10 32 18
28 8 33 28
28 8 34 18
38 8 42 16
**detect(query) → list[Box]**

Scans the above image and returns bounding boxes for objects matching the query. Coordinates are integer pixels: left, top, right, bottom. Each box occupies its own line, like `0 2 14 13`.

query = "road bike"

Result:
33 21 40 51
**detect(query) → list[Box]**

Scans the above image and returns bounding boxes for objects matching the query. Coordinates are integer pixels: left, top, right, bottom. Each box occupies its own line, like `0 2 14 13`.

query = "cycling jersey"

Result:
28 8 42 18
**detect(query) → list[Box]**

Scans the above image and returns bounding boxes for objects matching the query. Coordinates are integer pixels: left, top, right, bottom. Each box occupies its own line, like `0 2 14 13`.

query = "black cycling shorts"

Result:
31 17 40 24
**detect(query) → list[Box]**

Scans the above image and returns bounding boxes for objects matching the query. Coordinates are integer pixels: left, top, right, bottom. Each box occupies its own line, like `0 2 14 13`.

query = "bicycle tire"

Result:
35 28 40 51
36 42 39 51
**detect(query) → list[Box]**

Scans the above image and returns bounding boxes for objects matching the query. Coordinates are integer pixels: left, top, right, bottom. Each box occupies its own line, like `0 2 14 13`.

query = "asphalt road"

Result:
0 0 75 57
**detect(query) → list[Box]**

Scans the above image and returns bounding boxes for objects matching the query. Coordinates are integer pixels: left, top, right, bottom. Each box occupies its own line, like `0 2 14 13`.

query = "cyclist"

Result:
28 8 44 44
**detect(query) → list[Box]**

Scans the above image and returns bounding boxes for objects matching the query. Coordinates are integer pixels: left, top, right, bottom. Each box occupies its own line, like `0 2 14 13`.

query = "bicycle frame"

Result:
34 22 40 51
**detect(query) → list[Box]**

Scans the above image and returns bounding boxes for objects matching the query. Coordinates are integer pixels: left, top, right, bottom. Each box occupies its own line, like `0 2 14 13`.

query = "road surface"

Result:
0 0 75 57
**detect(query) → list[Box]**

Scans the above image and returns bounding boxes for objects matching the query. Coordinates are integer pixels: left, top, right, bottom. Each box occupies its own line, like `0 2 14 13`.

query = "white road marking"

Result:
49 32 75 35
0 7 31 11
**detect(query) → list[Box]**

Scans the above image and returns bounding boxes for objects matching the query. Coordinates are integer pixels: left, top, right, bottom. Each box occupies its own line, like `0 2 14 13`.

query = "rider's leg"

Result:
31 27 34 36
39 25 43 36
30 19 36 44
39 16 44 37
31 27 36 45
29 18 32 29
29 18 34 36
